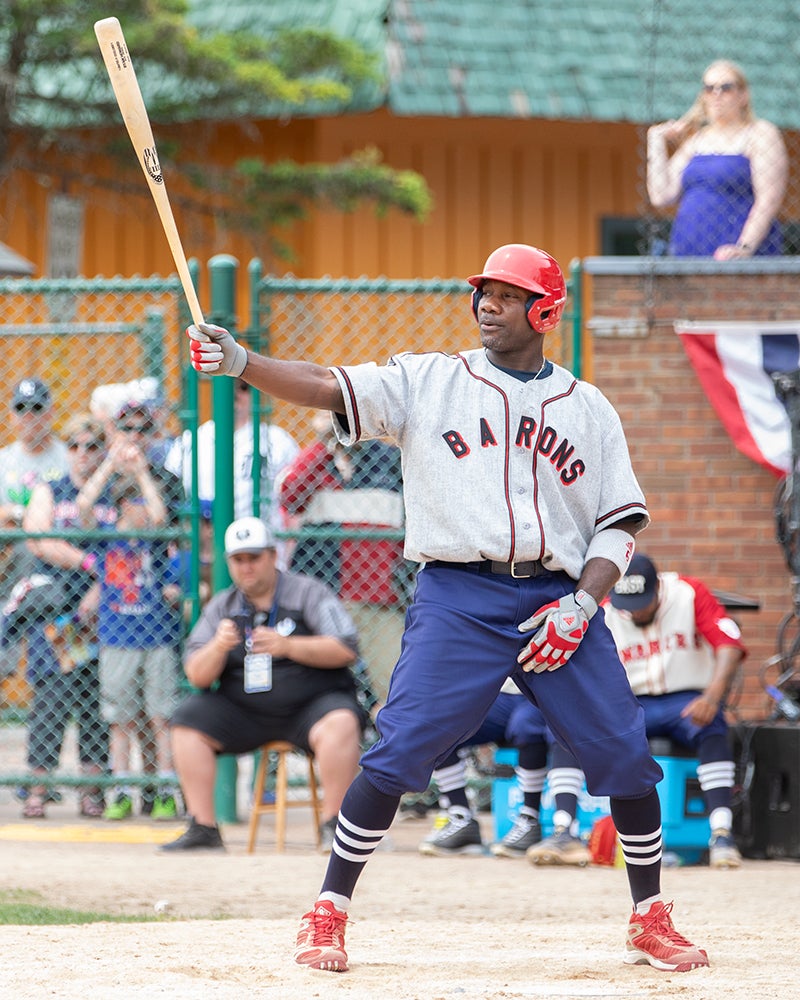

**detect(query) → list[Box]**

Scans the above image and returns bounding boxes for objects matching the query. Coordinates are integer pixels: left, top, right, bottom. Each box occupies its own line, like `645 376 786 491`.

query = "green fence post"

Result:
185 258 203 624
209 254 239 822
247 258 264 517
568 258 583 379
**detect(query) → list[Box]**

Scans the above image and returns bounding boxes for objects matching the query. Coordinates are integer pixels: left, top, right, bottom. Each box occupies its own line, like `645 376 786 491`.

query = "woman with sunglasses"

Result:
647 59 788 259
19 413 110 819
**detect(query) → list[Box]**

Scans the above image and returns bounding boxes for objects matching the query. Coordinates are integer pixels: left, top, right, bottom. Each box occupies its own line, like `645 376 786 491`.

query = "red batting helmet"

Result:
468 244 567 334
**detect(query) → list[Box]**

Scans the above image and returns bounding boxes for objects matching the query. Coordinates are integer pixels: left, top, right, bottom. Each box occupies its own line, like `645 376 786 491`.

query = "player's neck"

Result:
487 351 546 379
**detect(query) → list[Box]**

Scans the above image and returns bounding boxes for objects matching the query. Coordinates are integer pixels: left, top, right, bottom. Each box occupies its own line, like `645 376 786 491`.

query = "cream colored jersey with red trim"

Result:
330 348 648 579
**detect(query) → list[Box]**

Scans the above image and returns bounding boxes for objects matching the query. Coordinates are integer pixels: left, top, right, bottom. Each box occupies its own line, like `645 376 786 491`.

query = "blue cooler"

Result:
653 754 708 861
492 748 610 841
492 748 523 840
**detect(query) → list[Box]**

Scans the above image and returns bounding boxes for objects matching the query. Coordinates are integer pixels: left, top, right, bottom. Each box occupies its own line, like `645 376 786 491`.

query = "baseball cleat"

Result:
490 807 542 857
526 826 589 866
624 900 709 972
708 829 742 869
294 899 349 972
418 807 484 856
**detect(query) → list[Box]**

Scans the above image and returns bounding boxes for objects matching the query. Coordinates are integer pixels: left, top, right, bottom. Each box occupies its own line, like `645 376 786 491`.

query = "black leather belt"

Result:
427 559 546 578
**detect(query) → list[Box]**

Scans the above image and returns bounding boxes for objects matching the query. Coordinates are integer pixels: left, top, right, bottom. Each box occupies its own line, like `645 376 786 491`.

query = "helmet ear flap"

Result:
527 293 564 334
471 287 483 320
525 294 541 332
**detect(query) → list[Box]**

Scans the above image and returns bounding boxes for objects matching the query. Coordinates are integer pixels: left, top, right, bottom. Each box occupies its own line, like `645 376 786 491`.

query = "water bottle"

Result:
765 685 800 722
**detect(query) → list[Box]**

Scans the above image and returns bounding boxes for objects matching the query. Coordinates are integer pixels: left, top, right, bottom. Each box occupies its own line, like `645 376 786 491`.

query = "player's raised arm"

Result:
187 322 345 413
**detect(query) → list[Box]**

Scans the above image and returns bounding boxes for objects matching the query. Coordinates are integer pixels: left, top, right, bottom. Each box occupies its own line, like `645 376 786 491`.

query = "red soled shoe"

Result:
624 900 709 972
294 899 349 972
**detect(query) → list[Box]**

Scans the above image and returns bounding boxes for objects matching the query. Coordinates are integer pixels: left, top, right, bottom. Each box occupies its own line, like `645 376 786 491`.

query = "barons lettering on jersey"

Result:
442 415 585 485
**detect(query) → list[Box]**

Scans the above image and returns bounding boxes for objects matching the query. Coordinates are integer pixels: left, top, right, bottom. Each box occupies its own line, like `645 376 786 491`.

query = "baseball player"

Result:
613 555 745 867
188 243 709 974
534 553 745 869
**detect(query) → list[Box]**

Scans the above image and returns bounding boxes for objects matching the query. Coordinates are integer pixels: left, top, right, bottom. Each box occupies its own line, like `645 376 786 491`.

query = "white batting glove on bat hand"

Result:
187 323 247 377
517 590 598 673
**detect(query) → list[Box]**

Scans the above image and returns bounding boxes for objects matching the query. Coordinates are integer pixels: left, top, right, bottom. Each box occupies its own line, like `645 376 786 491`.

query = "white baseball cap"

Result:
223 517 276 556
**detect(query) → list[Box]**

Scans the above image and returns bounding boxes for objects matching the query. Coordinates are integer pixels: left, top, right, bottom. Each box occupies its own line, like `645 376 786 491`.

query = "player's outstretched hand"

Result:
517 591 598 673
187 322 247 377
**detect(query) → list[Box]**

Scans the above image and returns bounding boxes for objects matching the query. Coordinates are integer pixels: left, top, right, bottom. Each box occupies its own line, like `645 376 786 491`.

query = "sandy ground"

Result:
0 797 798 1000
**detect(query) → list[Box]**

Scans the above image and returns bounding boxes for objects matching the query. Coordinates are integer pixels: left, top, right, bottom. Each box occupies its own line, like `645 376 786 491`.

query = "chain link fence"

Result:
0 265 579 820
0 276 194 817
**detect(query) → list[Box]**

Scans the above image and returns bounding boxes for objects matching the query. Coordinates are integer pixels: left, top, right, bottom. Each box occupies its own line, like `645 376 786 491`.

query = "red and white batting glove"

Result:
187 322 247 377
517 590 598 673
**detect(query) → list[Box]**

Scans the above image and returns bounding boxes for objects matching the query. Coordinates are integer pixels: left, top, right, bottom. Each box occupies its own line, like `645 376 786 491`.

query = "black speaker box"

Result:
732 722 800 860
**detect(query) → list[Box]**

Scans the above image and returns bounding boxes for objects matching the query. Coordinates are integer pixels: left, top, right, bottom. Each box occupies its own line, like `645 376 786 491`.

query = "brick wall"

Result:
583 257 800 721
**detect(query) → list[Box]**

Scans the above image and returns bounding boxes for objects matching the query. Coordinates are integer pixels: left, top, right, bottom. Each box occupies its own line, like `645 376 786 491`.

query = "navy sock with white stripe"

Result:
610 788 663 905
320 771 401 901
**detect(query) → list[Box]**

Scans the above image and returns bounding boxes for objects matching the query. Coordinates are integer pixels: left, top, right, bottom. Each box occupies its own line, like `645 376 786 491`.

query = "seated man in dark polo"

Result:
162 516 365 851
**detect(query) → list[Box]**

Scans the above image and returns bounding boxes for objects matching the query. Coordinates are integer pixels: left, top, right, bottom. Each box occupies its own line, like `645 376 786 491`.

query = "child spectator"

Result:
76 401 184 820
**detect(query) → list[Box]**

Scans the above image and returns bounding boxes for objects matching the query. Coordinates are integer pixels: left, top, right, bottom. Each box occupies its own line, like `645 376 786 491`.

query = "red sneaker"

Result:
624 901 709 972
294 899 349 972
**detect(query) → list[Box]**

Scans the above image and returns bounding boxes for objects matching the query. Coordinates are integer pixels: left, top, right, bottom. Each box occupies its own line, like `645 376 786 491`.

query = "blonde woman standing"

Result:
647 60 788 258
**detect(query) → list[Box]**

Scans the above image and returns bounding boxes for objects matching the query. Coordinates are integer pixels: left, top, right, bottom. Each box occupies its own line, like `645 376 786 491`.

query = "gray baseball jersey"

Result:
331 349 648 579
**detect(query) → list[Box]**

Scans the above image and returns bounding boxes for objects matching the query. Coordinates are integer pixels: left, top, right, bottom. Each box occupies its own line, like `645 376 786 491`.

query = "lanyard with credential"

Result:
238 572 282 631
242 573 281 693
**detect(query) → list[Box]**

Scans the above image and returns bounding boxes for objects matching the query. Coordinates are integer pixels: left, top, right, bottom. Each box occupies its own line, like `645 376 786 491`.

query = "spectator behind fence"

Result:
0 377 69 802
76 401 184 822
278 410 413 704
89 378 173 467
9 414 110 819
0 510 38 682
0 378 68 527
417 679 552 860
160 516 365 853
165 378 299 533
532 554 746 871
647 59 788 259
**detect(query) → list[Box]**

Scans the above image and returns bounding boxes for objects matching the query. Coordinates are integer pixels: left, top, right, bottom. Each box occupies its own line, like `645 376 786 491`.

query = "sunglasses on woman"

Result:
703 82 738 95
67 439 103 452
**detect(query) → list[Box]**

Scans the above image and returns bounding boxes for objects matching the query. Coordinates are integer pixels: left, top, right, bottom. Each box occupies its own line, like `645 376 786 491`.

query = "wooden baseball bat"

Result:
94 16 205 326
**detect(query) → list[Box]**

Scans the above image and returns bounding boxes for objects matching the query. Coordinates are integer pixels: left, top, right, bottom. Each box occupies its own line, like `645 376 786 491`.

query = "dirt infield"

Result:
0 803 797 1000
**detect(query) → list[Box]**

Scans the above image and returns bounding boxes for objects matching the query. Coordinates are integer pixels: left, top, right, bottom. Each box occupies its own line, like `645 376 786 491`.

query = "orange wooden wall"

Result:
1 112 641 313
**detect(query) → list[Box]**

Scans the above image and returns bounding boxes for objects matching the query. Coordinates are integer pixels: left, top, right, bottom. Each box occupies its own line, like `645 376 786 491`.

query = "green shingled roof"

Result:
187 0 800 128
13 1 800 130
382 0 800 127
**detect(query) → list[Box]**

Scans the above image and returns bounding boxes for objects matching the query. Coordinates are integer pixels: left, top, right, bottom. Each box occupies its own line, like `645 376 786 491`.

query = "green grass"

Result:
0 889 159 925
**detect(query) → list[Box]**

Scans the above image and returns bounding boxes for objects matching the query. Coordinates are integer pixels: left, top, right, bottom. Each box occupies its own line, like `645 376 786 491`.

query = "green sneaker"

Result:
103 793 133 821
151 795 178 821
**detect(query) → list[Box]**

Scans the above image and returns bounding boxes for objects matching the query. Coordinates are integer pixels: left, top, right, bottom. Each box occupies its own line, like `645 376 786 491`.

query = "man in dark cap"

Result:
609 554 745 867
0 378 68 526
531 553 745 870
